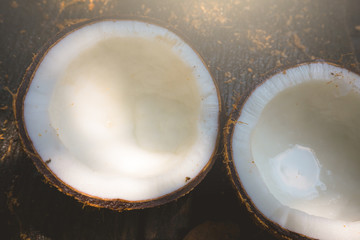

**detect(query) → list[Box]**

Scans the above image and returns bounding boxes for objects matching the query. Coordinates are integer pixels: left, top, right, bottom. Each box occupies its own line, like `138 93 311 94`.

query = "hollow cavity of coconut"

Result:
17 20 220 210
227 62 360 240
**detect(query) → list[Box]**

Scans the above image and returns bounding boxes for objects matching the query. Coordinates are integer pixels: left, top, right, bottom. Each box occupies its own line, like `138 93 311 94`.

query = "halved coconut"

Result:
225 62 360 240
15 19 220 210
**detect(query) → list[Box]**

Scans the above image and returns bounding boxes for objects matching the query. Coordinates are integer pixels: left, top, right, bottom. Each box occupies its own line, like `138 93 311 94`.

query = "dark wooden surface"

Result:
1 0 360 239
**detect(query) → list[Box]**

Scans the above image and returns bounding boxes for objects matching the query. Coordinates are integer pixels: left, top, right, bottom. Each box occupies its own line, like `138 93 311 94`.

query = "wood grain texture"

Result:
0 0 358 239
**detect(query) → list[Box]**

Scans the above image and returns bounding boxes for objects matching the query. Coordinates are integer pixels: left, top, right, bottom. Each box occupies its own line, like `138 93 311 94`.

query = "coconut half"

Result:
15 19 220 210
225 62 360 240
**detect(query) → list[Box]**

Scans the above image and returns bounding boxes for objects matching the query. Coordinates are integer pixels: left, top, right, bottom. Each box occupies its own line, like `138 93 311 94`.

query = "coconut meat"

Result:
24 21 219 201
232 63 360 240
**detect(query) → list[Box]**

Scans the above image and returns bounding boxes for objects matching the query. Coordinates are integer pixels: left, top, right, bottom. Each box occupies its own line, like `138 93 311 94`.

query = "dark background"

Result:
1 0 360 239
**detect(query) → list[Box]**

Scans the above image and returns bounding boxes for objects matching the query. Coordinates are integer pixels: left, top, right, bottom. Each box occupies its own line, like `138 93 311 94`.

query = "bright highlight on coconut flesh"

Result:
232 62 360 240
23 20 219 202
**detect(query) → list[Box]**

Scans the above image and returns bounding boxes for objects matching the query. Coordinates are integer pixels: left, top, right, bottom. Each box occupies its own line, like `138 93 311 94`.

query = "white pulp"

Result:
252 81 360 221
24 21 219 201
49 37 201 175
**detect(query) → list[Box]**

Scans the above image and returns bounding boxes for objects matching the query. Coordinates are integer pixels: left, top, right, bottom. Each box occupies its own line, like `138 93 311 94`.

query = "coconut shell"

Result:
14 17 221 211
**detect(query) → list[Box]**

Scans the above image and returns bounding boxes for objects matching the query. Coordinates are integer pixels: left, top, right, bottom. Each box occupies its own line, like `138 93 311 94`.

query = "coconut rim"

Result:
223 60 360 240
15 17 222 211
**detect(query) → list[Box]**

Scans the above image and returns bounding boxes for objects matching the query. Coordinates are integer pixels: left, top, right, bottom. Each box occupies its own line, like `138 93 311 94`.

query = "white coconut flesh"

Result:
232 62 360 240
24 21 219 201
